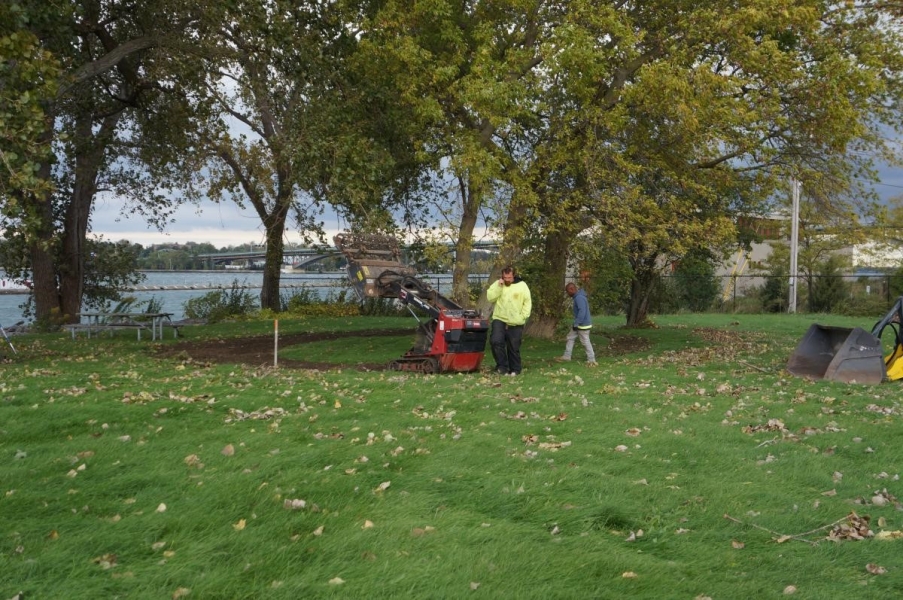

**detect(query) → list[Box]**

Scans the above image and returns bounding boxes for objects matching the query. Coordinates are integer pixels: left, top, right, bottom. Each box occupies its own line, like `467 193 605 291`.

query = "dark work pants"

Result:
490 320 524 374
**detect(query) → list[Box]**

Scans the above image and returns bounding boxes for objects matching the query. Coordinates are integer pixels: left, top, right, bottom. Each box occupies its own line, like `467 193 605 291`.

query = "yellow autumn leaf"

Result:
233 519 246 531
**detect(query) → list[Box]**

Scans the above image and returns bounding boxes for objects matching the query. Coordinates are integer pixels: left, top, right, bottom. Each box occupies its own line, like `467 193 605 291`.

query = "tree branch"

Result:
60 35 159 98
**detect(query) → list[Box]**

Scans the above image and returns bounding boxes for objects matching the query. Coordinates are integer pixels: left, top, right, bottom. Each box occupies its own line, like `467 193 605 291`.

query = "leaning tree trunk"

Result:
259 201 289 311
524 228 571 340
451 175 481 307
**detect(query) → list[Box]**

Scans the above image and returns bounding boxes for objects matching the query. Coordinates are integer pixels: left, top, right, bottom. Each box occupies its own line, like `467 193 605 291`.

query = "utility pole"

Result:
788 179 801 313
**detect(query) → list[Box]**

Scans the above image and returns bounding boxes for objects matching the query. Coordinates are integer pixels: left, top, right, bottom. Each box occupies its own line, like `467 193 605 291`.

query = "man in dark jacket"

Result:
557 282 596 366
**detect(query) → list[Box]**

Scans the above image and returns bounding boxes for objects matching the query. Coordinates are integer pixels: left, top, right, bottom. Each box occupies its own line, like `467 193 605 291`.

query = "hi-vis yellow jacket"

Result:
486 279 532 326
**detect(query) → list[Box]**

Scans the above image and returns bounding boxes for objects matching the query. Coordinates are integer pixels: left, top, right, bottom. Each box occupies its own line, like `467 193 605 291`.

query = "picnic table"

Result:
67 312 179 341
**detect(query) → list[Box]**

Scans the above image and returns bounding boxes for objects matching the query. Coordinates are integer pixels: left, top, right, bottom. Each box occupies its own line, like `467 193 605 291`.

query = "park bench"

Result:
67 312 180 341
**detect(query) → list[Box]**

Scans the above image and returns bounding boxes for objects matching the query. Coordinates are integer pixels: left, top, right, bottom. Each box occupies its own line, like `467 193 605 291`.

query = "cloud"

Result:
90 198 348 247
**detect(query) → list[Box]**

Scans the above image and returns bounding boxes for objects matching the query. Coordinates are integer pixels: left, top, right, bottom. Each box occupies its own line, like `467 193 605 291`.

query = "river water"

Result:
0 270 470 327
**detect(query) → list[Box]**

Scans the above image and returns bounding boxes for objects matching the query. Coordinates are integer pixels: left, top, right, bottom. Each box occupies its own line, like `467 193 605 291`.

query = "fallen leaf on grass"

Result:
622 571 637 579
329 577 345 585
731 540 745 549
221 444 235 457
470 582 481 590
875 530 903 540
313 526 324 536
156 503 167 513
537 441 571 451
233 519 246 531
866 563 887 575
828 512 873 541
374 481 391 493
283 499 306 510
783 585 797 594
172 587 191 599
625 428 642 437
362 520 374 529
183 454 204 469
92 553 117 569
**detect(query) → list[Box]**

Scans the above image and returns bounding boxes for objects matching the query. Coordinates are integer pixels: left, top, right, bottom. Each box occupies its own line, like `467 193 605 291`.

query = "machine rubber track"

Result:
389 357 440 374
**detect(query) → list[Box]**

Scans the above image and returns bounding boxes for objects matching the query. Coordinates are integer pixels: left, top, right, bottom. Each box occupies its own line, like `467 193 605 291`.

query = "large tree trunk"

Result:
27 122 61 325
260 201 289 311
525 228 571 340
625 259 659 327
451 175 480 307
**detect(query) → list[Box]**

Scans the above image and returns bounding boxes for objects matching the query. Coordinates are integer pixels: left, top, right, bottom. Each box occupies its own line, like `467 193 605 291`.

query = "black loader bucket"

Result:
786 324 886 385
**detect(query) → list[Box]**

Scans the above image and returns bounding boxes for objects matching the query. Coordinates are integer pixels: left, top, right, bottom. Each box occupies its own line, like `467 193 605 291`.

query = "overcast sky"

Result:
90 192 351 248
89 164 903 249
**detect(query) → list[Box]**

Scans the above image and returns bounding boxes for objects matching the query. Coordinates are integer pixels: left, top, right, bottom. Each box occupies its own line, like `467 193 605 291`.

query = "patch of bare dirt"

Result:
599 334 653 356
155 328 411 371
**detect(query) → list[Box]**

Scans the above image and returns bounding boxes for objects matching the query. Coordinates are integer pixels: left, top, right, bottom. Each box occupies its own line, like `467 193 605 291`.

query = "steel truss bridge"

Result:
197 241 499 269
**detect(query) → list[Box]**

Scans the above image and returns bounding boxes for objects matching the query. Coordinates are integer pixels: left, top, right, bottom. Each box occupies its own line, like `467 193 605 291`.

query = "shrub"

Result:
808 256 849 313
672 249 720 312
183 281 257 323
359 297 407 317
281 285 324 311
648 275 681 314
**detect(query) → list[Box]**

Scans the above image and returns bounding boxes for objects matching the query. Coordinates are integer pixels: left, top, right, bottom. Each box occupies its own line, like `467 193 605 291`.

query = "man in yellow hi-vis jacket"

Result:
486 266 531 376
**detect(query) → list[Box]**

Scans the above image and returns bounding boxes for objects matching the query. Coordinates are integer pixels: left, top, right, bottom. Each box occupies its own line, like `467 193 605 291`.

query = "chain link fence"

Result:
703 273 901 315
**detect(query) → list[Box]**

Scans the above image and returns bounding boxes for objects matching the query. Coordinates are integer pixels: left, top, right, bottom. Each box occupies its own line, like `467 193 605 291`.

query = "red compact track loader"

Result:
334 232 488 373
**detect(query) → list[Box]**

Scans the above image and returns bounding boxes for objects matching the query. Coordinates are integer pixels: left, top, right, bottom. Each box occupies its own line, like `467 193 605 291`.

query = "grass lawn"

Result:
3 312 903 598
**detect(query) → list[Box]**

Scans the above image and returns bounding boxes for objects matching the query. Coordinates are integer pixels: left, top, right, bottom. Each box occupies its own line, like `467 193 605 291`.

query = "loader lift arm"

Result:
334 232 488 373
872 296 903 381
